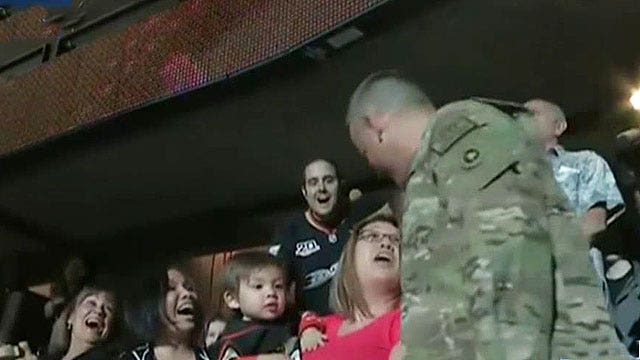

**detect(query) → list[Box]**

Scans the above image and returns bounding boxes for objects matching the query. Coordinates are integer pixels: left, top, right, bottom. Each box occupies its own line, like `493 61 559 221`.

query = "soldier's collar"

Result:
548 145 564 156
405 122 434 186
470 97 530 117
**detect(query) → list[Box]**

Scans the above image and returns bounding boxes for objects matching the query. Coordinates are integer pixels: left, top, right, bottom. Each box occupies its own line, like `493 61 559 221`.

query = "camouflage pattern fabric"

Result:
400 99 630 359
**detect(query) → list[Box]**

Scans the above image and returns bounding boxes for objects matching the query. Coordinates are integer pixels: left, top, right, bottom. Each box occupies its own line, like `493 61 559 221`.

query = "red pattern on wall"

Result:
0 0 387 157
0 7 60 42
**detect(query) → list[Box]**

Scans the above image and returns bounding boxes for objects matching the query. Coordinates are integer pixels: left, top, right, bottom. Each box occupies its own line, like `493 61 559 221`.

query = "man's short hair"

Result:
525 98 567 125
346 70 434 126
301 158 341 187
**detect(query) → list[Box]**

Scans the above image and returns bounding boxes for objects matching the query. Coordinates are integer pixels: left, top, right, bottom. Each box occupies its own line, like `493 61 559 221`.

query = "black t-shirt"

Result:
272 195 384 315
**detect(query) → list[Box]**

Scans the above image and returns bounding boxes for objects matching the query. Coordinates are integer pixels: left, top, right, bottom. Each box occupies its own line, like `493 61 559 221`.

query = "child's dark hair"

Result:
222 251 288 295
216 251 289 319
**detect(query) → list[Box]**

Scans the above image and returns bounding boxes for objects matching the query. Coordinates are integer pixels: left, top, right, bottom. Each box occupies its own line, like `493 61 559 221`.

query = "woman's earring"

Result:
66 322 72 330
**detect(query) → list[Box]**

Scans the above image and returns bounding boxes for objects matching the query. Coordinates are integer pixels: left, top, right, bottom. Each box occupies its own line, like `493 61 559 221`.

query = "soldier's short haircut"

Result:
331 213 400 321
346 70 434 126
525 98 567 125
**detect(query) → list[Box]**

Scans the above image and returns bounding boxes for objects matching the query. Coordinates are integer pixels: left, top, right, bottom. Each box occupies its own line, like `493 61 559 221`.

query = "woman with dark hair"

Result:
45 285 120 360
121 266 210 360
299 214 401 360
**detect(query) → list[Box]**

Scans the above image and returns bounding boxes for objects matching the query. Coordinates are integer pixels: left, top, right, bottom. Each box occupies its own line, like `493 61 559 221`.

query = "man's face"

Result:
302 160 339 218
349 119 390 176
525 101 561 144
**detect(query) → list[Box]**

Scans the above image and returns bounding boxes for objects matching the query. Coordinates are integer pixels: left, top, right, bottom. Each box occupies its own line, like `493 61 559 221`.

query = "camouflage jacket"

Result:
400 98 630 359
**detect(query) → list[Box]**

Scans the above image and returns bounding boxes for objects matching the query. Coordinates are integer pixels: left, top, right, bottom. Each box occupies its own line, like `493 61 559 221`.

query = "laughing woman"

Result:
121 266 209 360
300 214 402 360
46 285 120 360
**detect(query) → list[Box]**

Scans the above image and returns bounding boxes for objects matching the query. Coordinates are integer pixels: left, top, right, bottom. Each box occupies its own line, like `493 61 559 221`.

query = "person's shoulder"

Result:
562 148 602 159
273 211 308 244
382 309 401 344
429 97 529 147
320 312 346 327
436 97 528 118
561 148 611 168
278 212 307 232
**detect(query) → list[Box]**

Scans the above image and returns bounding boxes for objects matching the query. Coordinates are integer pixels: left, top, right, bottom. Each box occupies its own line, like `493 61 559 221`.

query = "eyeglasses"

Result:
357 231 400 245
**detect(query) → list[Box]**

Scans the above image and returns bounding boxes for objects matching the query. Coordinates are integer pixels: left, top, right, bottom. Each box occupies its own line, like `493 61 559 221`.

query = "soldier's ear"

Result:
368 112 392 132
301 185 308 198
555 119 567 137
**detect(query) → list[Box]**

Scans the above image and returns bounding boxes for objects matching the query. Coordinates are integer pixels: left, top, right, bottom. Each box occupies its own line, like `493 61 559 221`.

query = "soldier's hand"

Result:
299 327 327 352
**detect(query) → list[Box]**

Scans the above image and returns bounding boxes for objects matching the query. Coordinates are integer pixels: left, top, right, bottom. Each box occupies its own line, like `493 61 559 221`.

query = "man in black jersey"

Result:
269 159 382 315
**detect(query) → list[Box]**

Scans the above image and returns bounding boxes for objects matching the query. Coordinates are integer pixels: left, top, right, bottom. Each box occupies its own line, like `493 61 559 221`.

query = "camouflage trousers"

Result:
401 205 630 359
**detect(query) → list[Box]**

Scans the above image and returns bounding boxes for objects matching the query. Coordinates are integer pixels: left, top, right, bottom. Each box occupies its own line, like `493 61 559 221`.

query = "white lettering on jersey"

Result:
303 261 340 290
295 239 321 257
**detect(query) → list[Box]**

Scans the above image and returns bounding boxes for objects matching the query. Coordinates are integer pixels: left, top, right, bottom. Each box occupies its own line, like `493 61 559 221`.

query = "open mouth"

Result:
177 303 195 317
84 316 104 332
316 193 331 205
374 252 393 263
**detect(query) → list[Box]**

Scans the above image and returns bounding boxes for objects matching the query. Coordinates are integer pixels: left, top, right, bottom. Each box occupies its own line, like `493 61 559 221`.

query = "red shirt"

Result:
302 309 400 360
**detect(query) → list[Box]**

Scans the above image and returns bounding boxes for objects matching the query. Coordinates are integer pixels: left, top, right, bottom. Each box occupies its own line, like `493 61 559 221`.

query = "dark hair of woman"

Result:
122 263 203 347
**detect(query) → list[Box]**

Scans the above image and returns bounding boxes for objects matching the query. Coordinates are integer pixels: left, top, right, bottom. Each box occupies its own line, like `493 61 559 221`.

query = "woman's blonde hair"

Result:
47 286 118 357
331 213 399 321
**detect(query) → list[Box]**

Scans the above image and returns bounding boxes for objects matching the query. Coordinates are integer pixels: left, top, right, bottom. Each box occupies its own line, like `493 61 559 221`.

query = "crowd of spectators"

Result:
2 71 640 359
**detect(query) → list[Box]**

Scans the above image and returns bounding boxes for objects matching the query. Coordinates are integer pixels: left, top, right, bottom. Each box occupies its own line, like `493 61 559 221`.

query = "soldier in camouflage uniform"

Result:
346 70 630 359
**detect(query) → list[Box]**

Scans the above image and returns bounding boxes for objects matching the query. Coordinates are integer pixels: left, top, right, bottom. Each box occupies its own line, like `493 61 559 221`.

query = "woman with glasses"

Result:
298 214 402 360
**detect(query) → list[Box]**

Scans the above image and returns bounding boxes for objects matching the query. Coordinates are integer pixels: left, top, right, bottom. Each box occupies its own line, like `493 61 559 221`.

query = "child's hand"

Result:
300 327 327 352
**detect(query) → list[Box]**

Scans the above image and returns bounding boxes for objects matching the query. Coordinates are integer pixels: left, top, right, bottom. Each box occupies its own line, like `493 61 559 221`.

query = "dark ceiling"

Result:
2 0 640 284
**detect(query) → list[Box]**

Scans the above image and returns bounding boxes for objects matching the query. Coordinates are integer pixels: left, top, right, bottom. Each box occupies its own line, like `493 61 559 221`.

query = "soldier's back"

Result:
401 98 632 359
401 99 557 359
